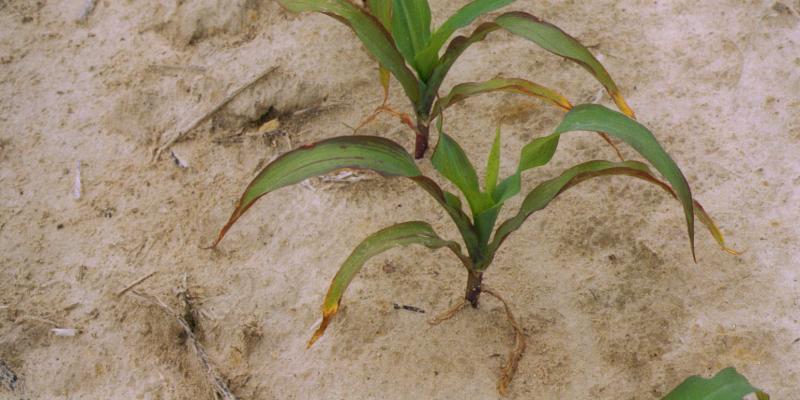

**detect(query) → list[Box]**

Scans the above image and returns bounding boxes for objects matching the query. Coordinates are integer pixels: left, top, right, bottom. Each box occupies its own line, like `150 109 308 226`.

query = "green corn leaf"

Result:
431 132 494 215
518 133 560 172
410 176 482 262
365 0 392 29
491 134 559 204
431 77 573 118
553 104 695 259
663 368 768 400
425 22 499 104
415 0 515 78
391 0 432 70
308 221 468 347
490 160 663 256
277 0 420 103
211 136 420 247
364 0 393 97
485 126 502 193
493 12 634 117
424 12 634 118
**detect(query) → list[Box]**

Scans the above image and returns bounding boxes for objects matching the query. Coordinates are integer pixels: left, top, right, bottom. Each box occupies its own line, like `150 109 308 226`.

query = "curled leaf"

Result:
308 221 466 347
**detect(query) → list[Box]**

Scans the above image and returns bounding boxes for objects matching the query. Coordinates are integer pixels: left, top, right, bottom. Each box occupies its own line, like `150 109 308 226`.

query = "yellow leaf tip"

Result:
307 306 338 349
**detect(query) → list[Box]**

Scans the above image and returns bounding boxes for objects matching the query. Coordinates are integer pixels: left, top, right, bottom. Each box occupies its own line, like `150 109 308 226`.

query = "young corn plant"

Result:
276 0 635 159
210 104 736 393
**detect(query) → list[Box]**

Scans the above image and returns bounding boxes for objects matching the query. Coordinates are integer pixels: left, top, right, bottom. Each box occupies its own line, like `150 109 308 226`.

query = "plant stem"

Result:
464 271 483 308
414 122 430 159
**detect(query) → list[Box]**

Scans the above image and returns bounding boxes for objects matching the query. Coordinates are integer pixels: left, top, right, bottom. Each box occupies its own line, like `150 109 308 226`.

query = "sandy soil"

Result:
1 0 799 399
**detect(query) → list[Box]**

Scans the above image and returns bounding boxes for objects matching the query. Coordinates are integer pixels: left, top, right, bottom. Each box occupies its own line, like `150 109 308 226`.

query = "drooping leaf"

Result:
553 104 695 259
211 136 420 247
424 12 634 118
663 368 768 400
431 132 493 215
277 0 420 103
308 221 467 347
391 0 432 70
493 12 635 118
490 160 664 256
415 0 516 77
485 126 502 193
431 77 572 118
613 163 739 255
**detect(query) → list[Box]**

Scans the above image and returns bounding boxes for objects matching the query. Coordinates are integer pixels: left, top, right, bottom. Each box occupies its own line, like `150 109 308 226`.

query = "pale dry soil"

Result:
1 1 799 399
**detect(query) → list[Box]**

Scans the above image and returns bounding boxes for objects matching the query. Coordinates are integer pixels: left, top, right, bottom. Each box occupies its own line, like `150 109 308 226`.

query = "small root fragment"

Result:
482 286 526 396
427 298 468 325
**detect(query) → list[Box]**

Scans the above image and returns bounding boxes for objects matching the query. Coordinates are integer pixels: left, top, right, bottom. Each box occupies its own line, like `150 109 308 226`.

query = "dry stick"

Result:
427 298 468 325
116 271 157 297
153 66 279 161
482 286 526 396
129 290 237 400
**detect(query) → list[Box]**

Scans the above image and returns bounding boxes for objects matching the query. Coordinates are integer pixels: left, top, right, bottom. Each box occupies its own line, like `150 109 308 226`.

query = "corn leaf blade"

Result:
485 126 502 193
425 12 634 118
494 12 634 117
415 0 515 77
431 132 493 215
309 221 466 347
410 176 482 261
490 160 662 255
553 104 695 258
277 0 420 103
391 0 432 70
365 0 392 29
431 77 572 118
212 136 420 247
663 368 768 400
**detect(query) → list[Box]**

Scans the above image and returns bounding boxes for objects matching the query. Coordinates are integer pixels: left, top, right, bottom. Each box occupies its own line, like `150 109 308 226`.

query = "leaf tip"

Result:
610 92 635 119
307 305 338 349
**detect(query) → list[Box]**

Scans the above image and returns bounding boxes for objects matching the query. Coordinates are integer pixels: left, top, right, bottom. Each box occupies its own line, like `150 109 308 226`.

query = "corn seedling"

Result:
211 100 736 392
276 0 635 158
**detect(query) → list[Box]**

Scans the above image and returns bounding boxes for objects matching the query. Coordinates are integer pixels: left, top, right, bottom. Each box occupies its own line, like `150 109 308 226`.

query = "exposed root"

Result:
482 286 526 396
129 289 237 400
427 298 468 325
352 104 418 136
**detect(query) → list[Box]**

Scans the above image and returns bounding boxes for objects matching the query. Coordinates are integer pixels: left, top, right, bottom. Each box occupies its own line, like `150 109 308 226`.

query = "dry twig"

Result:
116 271 157 297
129 290 237 400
